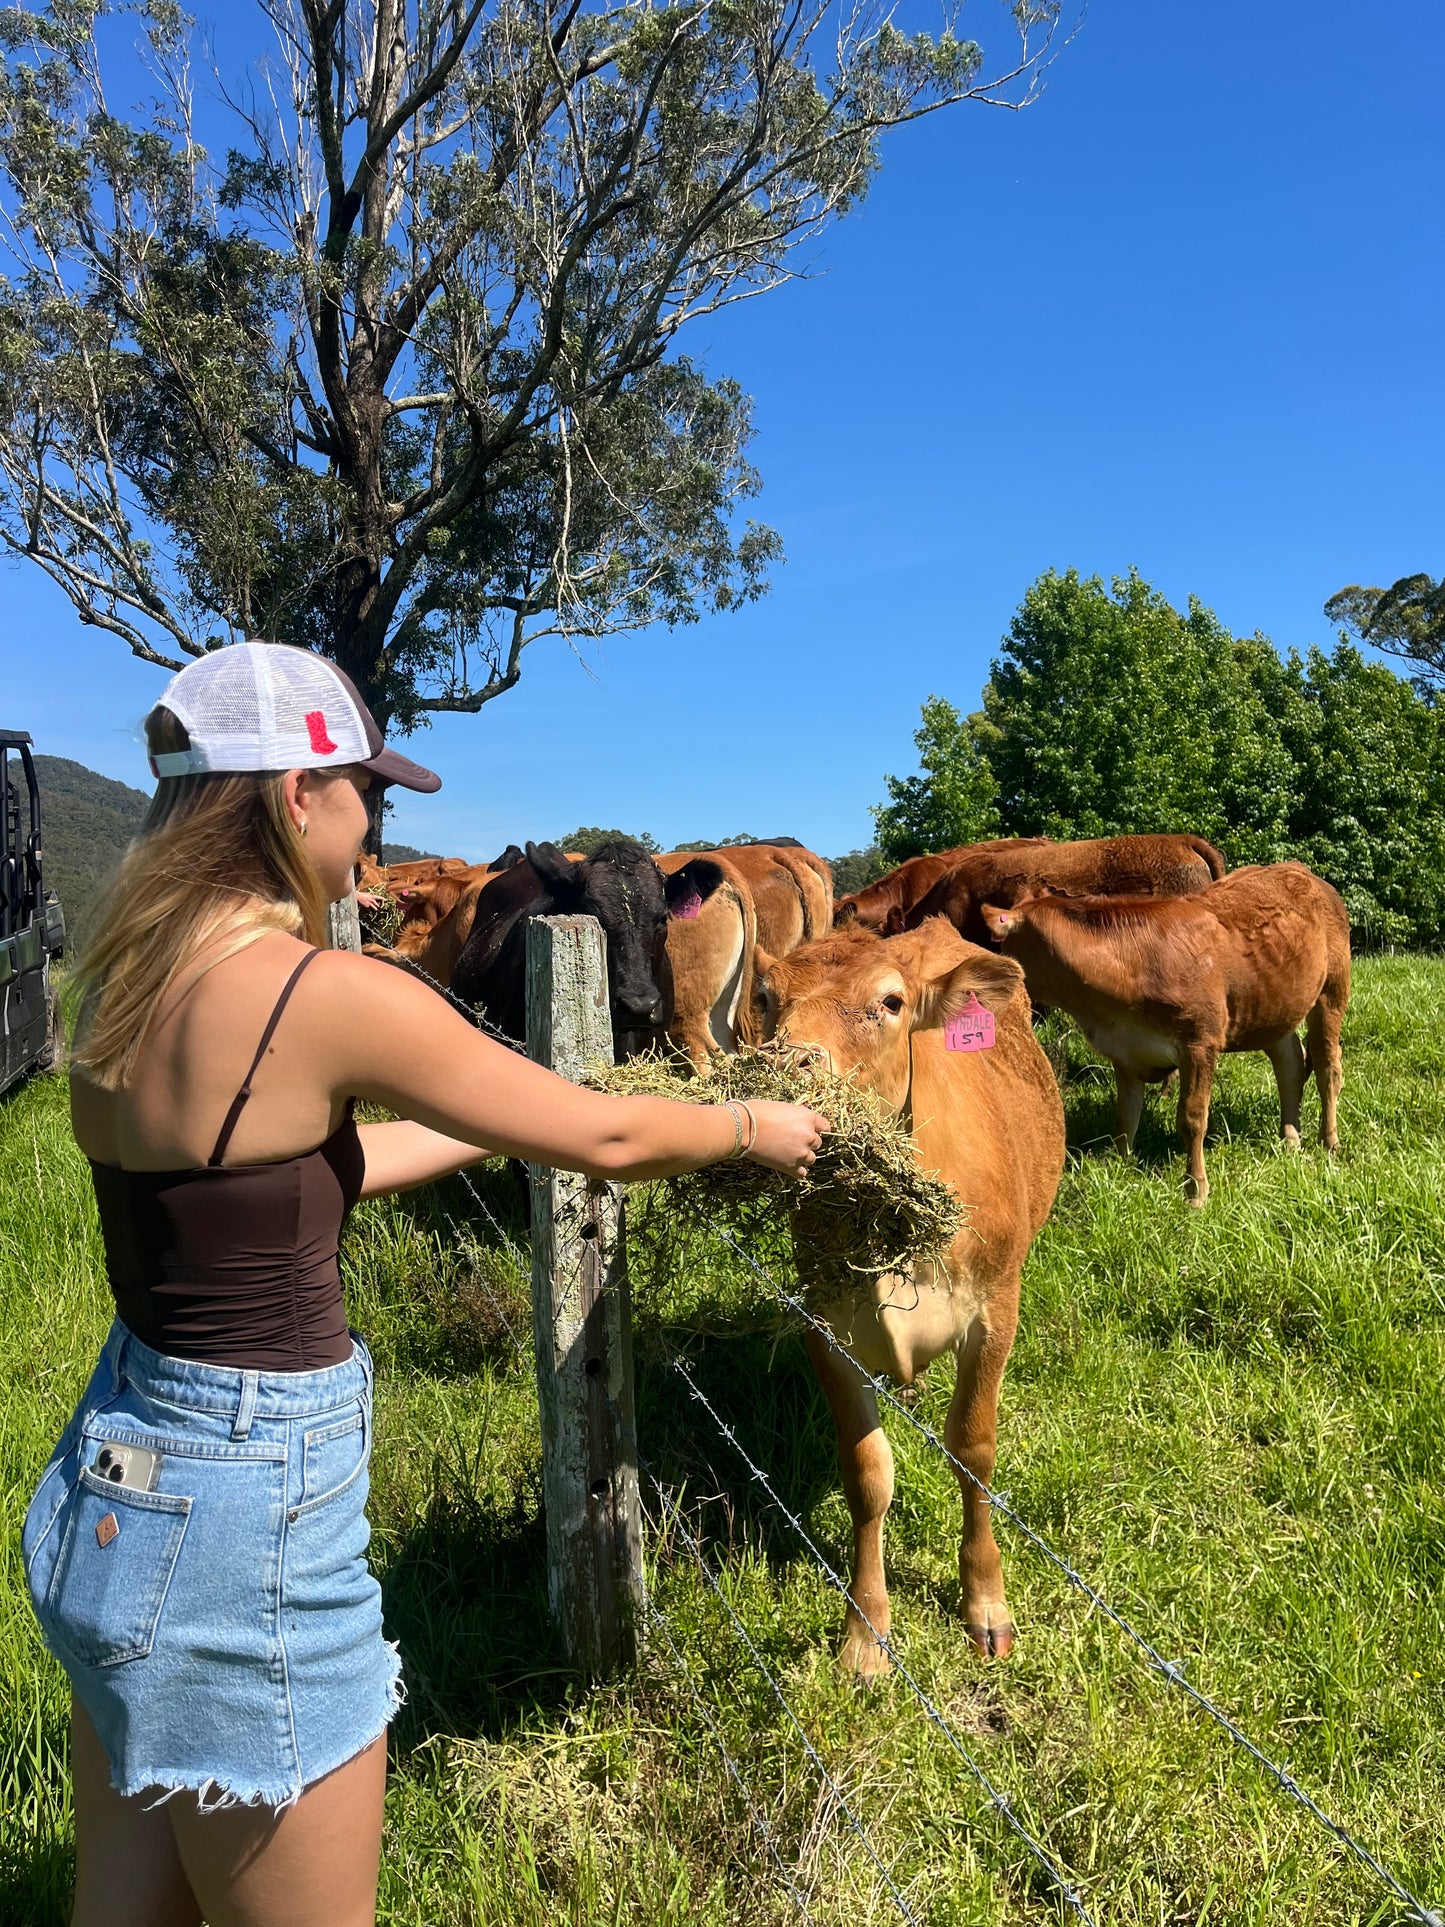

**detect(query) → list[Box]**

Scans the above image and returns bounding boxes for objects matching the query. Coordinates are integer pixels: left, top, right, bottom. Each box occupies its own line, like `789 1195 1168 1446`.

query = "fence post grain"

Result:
525 913 643 1675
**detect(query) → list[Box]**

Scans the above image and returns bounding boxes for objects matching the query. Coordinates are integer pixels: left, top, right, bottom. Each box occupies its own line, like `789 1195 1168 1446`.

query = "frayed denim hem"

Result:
128 1656 405 1816
137 1777 304 1816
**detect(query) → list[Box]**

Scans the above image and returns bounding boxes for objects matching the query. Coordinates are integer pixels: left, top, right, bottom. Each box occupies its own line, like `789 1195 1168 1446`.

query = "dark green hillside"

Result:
32 755 150 939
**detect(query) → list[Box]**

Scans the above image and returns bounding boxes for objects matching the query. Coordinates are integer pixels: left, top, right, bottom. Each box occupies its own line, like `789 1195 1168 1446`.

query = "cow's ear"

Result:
832 898 857 927
490 843 523 872
526 840 583 897
915 949 1024 1030
979 903 1016 943
665 858 725 918
881 904 906 937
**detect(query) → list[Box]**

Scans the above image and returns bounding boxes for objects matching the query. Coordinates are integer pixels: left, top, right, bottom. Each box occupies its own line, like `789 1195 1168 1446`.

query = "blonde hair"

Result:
71 706 331 1090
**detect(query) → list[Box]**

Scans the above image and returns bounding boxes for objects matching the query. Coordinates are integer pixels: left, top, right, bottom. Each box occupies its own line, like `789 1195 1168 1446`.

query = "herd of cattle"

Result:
357 832 1351 1674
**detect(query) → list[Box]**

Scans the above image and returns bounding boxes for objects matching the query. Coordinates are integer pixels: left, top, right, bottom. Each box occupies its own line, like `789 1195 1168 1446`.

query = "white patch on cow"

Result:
811 1261 987 1386
1080 1014 1180 1074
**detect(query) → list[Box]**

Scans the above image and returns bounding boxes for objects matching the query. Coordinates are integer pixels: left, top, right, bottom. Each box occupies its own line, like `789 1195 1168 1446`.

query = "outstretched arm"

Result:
313 952 826 1189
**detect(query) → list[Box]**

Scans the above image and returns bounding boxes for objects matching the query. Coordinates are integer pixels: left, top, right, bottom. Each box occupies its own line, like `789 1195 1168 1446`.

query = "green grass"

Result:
3 955 1443 1924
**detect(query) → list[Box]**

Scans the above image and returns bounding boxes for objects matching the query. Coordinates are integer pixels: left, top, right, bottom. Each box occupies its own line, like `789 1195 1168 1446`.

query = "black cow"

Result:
450 838 725 1055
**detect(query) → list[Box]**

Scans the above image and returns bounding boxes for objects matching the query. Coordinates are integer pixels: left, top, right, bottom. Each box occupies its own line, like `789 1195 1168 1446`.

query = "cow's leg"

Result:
1112 1067 1146 1155
1265 1031 1307 1149
805 1327 894 1680
1306 995 1345 1152
1176 1044 1219 1206
946 1292 1020 1657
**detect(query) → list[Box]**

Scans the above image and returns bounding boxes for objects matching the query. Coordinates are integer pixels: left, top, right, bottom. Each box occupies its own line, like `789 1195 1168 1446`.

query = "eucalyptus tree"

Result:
1325 574 1445 688
0 0 1064 756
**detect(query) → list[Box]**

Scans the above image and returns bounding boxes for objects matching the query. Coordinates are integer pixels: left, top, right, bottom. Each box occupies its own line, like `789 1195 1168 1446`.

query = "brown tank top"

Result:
88 951 365 1371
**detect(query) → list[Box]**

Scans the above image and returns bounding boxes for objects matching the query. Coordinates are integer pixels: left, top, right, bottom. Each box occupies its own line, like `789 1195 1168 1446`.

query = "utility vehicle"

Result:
1 730 65 1096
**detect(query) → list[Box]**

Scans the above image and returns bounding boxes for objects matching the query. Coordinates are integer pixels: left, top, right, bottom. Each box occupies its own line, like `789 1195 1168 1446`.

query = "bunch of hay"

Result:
359 887 406 949
586 1049 965 1290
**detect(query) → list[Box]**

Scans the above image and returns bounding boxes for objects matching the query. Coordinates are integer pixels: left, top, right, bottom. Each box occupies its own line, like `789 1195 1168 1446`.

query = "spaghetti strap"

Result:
208 951 321 1168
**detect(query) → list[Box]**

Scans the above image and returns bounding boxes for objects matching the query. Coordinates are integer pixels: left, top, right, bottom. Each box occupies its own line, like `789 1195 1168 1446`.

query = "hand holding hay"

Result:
586 1048 966 1286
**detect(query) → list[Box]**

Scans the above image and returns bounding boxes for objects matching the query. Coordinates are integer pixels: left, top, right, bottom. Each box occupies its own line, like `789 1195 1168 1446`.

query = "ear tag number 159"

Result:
945 993 995 1052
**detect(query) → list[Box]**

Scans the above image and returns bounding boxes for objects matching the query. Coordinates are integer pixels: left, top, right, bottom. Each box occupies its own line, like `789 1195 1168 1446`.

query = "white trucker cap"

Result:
149 641 441 793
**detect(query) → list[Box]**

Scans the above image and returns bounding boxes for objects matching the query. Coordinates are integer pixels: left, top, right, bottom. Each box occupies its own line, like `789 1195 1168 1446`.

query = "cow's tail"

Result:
1189 835 1228 879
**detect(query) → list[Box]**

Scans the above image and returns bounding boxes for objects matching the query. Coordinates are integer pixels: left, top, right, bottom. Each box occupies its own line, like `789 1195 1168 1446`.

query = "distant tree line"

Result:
871 568 1445 948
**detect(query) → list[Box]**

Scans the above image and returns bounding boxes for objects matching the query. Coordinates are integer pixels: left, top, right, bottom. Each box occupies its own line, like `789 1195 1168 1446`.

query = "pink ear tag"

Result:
672 891 702 921
945 993 995 1052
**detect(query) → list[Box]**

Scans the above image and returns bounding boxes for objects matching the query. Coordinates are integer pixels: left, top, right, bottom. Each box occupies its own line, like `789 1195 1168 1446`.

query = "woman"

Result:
21 643 827 1927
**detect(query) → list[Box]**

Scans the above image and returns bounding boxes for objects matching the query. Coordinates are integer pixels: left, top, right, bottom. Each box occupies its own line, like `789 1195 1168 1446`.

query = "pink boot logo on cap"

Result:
305 711 338 755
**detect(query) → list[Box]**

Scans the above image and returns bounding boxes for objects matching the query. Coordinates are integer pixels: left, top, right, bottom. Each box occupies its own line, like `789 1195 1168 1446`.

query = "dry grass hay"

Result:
586 1049 964 1289
359 885 406 948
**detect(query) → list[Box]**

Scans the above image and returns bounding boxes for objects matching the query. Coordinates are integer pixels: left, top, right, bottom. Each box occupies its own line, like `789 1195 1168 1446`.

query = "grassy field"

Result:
3 954 1443 1925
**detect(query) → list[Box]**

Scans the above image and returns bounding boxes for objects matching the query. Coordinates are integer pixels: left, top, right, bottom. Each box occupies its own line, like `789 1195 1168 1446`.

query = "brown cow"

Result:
357 852 470 892
909 833 1227 946
835 840 1053 934
694 842 830 957
754 919 1064 1674
655 851 759 1069
981 862 1350 1206
392 874 497 984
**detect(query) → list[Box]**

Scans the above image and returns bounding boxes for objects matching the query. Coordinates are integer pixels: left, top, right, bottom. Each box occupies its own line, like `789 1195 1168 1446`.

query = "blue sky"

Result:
2 0 1441 859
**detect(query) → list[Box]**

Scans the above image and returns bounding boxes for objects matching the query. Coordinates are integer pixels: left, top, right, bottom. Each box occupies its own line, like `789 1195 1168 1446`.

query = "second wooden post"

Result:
525 913 643 1676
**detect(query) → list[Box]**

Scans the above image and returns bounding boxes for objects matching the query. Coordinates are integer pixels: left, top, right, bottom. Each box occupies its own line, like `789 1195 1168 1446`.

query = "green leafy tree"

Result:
878 567 1445 947
1278 644 1445 947
553 826 660 856
0 0 1063 763
1325 574 1445 687
872 695 999 862
829 844 889 894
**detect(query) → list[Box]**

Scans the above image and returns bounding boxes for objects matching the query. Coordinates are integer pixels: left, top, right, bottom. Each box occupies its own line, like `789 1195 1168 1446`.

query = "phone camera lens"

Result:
108 1464 124 1482
97 1449 112 1469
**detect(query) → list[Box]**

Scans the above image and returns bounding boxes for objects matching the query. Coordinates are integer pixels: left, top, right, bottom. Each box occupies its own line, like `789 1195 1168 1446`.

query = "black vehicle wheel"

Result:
35 984 63 1073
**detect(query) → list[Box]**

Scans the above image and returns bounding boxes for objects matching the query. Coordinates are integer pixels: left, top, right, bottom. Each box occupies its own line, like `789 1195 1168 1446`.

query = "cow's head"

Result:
525 839 725 1053
753 917 1024 1111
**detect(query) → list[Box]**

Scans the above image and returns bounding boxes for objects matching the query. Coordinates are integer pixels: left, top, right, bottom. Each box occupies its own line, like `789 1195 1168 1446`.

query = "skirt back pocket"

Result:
44 1467 192 1668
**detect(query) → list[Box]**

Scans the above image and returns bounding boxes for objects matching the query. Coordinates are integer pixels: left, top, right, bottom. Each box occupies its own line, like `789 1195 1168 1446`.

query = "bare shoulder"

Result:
299 946 482 1062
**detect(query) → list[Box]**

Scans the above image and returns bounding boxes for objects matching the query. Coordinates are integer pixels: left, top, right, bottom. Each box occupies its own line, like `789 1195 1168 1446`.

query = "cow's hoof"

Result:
839 1632 892 1683
1282 1128 1302 1153
964 1618 1016 1659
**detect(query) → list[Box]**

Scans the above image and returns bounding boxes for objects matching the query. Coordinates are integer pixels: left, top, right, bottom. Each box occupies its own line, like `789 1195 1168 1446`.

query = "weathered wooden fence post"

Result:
525 914 643 1676
327 889 361 952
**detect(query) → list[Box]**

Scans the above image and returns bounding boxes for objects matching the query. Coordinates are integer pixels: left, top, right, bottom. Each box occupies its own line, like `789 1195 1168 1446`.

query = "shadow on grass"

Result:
380 1465 575 1753
1061 1067 1289 1168
0 1837 72 1927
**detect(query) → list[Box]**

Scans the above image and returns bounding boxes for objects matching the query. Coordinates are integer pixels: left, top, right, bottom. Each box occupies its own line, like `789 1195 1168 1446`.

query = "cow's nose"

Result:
618 992 665 1026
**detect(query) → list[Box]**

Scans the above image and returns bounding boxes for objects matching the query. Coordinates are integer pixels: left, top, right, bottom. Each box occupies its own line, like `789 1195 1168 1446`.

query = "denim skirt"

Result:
21 1319 403 1810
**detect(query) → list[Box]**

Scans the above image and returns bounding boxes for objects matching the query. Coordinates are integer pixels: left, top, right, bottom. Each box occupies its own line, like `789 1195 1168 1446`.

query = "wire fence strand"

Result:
667 1351 1097 1923
638 1580 817 1920
645 1472 924 1926
702 1217 1444 1927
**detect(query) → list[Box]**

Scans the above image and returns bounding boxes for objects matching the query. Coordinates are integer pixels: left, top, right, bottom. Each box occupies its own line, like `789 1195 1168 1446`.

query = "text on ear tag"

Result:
671 892 702 921
96 1512 119 1548
945 993 995 1052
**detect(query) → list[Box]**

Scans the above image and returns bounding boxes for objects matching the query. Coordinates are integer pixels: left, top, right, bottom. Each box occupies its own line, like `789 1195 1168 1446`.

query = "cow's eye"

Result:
880 994 904 1015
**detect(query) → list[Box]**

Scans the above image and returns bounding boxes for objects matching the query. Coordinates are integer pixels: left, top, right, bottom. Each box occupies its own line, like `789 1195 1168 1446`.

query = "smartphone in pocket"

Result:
92 1441 163 1492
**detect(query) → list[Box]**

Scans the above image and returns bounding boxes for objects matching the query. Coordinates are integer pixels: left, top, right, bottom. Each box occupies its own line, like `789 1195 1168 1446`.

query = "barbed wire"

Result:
645 1472 925 1926
637 1579 817 1920
701 1218 1444 1927
667 1352 1097 1923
